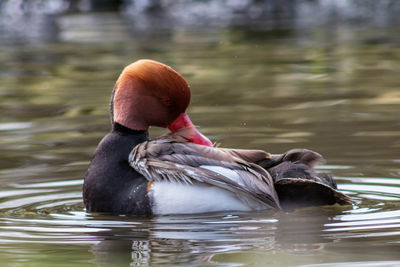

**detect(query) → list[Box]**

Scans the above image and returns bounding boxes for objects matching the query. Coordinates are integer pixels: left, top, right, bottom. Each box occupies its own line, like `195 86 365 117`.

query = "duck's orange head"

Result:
112 59 212 146
113 59 190 129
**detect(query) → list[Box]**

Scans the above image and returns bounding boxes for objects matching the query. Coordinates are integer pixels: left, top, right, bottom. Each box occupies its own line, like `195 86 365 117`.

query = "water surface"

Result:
0 9 400 267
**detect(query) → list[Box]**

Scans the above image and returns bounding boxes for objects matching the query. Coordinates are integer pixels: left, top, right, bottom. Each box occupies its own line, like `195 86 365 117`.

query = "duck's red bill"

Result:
168 113 213 147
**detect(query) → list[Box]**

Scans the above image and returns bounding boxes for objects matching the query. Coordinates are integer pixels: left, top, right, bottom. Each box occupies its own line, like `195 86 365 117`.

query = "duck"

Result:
83 59 351 215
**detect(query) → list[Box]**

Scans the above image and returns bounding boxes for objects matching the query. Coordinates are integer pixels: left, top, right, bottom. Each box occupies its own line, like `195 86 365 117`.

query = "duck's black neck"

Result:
112 122 148 137
83 122 150 215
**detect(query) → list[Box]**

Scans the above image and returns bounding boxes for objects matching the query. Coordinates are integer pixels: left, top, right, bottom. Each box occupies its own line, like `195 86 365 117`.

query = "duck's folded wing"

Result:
220 148 325 169
129 140 280 209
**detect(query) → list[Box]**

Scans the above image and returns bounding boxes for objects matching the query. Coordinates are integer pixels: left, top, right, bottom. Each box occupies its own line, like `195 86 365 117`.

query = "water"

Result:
0 4 400 266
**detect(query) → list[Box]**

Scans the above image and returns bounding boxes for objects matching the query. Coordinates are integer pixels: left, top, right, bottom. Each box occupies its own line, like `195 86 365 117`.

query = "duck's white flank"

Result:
148 181 252 215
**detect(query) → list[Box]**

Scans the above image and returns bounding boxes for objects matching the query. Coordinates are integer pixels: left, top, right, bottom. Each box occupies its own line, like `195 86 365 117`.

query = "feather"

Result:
128 129 281 209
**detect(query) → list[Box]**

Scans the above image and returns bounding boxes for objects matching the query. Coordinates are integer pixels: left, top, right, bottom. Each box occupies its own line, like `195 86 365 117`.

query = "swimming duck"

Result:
83 59 351 215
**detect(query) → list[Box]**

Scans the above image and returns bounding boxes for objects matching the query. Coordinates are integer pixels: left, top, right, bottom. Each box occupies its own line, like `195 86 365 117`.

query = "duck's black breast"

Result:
83 123 152 215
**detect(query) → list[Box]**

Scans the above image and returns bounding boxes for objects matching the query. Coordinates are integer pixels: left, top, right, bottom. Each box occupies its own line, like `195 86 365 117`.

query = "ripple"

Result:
0 189 56 198
336 210 400 221
11 179 83 189
0 122 33 131
339 184 400 199
339 177 400 185
0 192 81 209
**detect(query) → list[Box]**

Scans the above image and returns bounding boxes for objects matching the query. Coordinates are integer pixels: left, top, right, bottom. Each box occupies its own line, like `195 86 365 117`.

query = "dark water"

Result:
0 8 400 267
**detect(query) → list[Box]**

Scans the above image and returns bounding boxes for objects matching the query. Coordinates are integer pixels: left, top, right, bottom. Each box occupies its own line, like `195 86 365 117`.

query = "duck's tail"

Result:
261 149 352 210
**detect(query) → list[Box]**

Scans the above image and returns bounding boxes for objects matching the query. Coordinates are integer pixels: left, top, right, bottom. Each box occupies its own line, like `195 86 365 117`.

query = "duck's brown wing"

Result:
223 148 352 209
129 137 280 209
217 148 272 164
221 148 325 169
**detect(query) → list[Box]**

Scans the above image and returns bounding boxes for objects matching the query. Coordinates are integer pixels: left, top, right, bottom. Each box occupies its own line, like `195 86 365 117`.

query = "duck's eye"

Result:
163 98 172 106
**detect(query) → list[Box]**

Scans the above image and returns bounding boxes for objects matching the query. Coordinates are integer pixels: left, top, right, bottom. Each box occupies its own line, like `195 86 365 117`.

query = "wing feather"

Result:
128 133 280 209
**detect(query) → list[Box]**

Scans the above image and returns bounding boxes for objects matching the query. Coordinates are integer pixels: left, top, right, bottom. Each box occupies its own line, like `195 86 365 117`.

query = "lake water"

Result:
0 7 400 267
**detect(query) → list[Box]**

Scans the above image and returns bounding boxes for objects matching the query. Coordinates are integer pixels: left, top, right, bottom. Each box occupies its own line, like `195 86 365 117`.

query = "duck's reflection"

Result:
90 228 150 266
87 208 341 266
275 209 337 254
